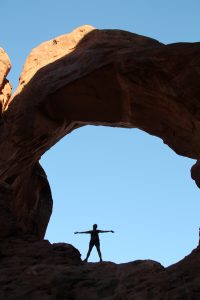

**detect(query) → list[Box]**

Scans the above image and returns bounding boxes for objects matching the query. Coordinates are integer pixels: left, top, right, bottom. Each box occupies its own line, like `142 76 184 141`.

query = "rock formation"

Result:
0 48 12 114
1 25 200 238
1 236 200 299
0 25 200 298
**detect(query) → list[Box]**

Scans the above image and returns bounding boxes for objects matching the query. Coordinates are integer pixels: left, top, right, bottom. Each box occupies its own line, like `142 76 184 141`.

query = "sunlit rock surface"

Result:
0 48 12 113
0 25 200 298
0 26 200 237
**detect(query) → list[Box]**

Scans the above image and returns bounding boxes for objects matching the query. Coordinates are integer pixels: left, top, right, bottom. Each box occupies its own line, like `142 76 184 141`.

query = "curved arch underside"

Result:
0 25 200 238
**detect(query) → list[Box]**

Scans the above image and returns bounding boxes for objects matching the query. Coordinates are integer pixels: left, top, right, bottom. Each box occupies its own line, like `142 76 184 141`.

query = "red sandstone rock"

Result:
0 237 200 299
0 48 12 113
13 25 95 98
0 24 200 299
0 48 11 86
0 25 200 239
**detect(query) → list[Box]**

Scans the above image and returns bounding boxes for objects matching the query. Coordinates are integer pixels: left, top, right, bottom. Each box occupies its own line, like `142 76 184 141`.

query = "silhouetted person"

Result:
74 224 114 262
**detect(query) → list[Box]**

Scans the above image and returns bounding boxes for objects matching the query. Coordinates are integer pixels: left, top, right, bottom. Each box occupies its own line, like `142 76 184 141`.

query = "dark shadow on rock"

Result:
0 27 200 239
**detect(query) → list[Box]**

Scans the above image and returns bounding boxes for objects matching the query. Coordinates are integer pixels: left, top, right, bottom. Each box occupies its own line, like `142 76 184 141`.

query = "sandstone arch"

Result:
0 25 200 238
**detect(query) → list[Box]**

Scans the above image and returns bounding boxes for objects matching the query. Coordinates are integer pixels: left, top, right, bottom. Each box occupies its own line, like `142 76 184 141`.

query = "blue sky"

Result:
1 0 200 266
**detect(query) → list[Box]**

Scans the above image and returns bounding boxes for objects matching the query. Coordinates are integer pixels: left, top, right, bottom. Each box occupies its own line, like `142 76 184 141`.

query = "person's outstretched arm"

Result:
74 230 91 234
98 230 114 233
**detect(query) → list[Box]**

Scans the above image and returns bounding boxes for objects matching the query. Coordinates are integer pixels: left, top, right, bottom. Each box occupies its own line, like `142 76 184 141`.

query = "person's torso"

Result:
90 230 99 242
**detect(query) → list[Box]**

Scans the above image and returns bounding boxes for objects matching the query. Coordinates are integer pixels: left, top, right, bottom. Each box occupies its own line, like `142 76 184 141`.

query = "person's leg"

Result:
84 241 94 262
95 242 102 262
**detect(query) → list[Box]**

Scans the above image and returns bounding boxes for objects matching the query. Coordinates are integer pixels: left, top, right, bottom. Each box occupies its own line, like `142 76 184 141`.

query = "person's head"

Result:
93 224 98 230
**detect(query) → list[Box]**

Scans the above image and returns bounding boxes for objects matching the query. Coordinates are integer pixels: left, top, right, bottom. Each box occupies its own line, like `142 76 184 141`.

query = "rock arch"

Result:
0 25 200 238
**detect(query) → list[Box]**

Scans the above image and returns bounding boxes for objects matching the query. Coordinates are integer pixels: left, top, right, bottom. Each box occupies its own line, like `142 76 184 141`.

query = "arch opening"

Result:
41 125 200 266
1 26 200 246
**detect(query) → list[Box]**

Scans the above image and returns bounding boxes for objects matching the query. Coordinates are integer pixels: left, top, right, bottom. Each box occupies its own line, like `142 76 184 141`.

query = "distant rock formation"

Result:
0 24 200 298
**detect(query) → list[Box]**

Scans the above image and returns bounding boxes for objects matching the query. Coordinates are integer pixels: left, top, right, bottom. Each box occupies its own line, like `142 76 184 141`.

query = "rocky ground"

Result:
0 237 200 299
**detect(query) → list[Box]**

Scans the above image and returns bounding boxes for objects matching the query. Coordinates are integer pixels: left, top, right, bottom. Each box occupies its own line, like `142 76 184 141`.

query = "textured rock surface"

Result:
0 25 200 238
1 26 200 238
0 25 200 299
13 25 95 99
0 48 12 113
1 237 200 299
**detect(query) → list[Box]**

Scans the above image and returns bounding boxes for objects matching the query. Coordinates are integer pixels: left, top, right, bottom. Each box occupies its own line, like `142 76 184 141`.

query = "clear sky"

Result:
1 0 200 266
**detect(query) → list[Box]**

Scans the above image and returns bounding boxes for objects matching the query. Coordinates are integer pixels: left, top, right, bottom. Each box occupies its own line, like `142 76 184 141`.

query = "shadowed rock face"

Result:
1 237 200 299
0 48 12 114
1 25 200 299
0 25 200 238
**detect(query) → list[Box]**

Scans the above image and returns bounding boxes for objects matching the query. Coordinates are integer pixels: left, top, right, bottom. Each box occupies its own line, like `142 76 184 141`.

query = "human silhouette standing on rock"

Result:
74 224 114 262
